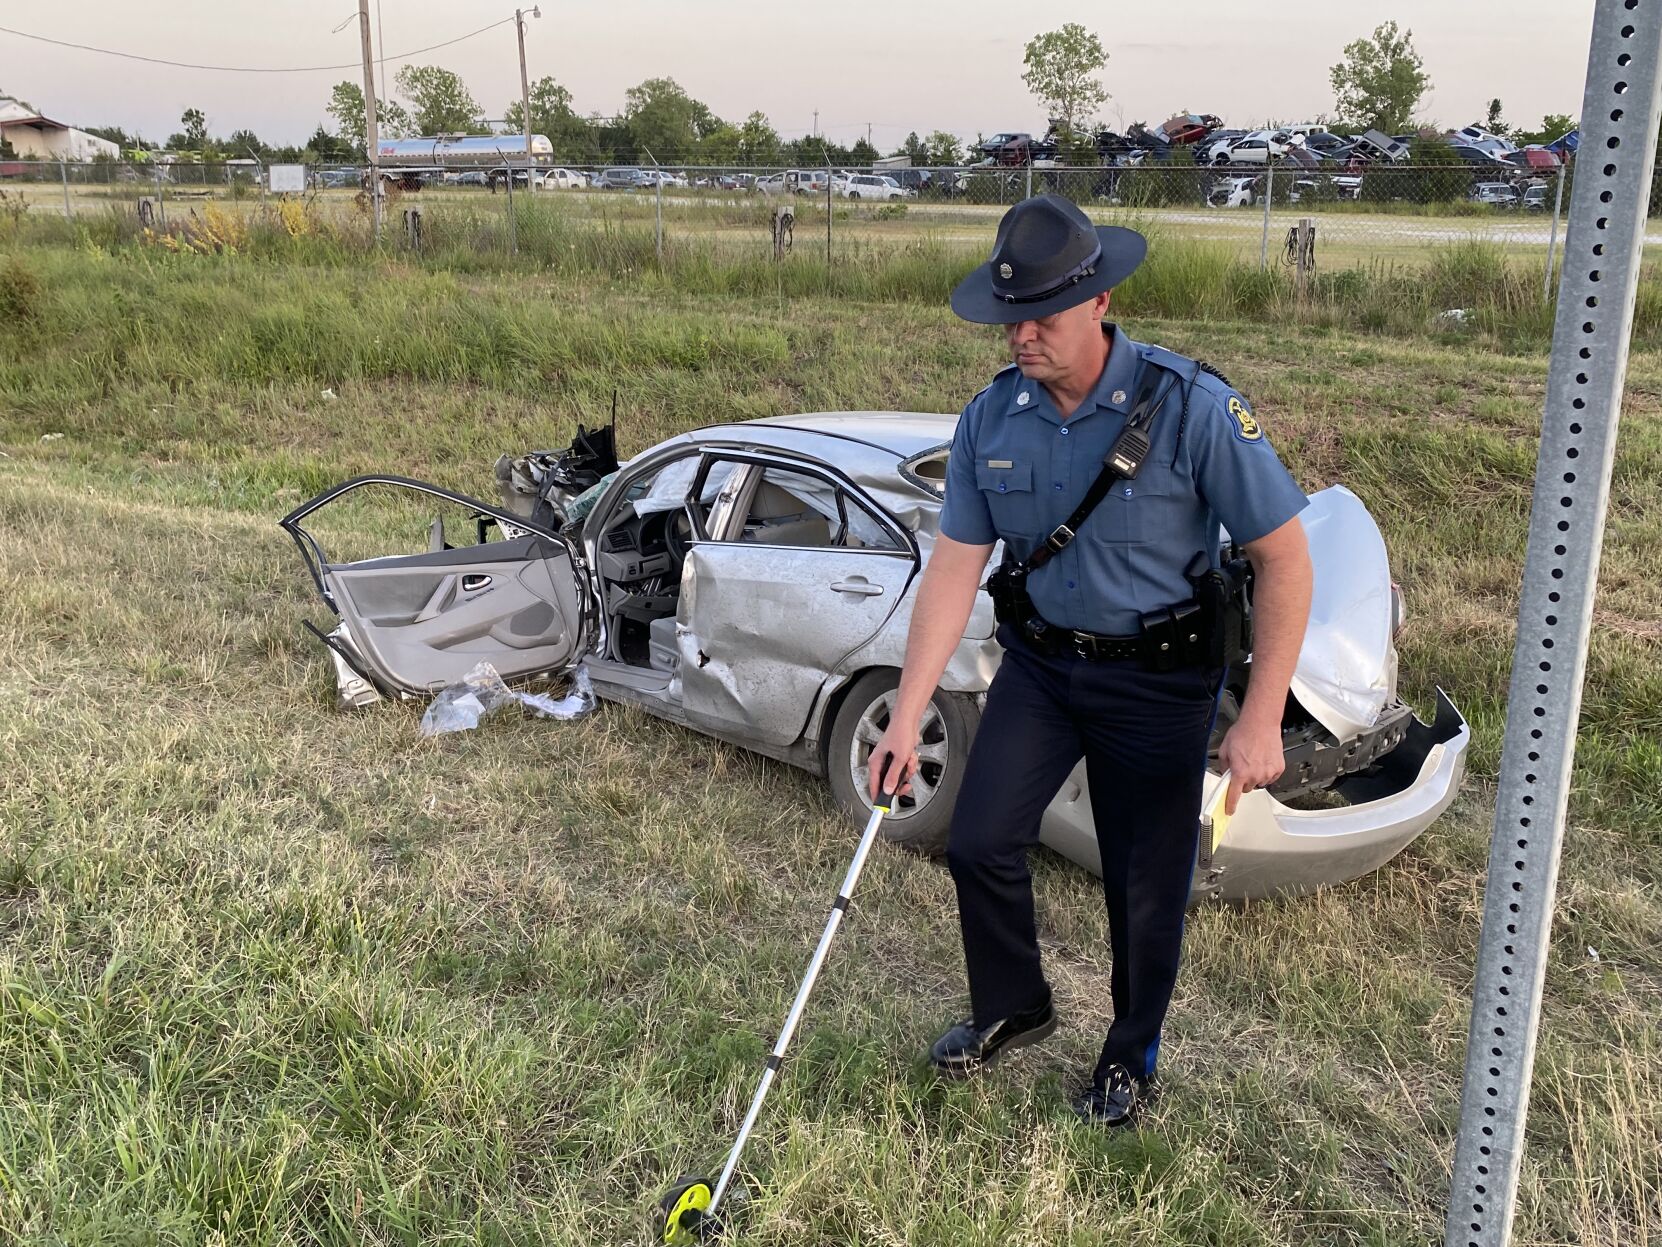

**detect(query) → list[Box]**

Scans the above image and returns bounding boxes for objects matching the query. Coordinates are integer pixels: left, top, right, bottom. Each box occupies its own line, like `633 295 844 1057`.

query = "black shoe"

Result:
1071 1063 1152 1127
929 997 1057 1079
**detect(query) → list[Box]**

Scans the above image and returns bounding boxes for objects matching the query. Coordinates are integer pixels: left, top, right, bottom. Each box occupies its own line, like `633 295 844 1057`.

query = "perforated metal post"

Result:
1259 157 1272 270
1442 4 1662 1245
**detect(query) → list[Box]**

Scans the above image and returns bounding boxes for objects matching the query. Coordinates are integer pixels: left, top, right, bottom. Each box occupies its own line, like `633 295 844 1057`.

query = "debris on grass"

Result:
420 661 595 735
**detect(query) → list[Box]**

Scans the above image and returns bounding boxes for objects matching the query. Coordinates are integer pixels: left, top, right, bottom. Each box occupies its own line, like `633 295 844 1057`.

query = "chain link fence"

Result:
2 158 1611 287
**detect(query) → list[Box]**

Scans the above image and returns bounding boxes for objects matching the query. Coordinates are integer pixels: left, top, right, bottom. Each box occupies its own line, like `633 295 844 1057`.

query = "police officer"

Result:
867 195 1313 1127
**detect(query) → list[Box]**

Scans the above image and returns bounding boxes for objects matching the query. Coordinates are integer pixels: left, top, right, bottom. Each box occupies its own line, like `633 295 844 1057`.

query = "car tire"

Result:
850 191 861 199
825 669 979 855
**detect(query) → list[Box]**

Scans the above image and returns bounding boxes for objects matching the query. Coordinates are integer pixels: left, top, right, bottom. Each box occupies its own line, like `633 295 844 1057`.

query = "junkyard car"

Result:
281 414 1469 902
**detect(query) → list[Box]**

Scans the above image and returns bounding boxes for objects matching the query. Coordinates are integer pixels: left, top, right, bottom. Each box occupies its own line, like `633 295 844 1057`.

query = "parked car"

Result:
639 169 688 188
597 166 648 190
1521 181 1551 211
540 167 586 190
1207 175 1259 207
1471 181 1520 207
1206 129 1291 166
281 414 1470 903
1453 144 1517 171
316 167 361 189
792 170 829 196
843 173 905 201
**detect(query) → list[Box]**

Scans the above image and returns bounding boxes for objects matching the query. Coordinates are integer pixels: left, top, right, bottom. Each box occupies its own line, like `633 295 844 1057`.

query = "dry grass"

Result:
0 244 1657 1245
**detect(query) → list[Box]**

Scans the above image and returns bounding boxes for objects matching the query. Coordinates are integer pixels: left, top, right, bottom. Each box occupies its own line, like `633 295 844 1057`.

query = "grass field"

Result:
3 173 1590 273
1 240 1659 1245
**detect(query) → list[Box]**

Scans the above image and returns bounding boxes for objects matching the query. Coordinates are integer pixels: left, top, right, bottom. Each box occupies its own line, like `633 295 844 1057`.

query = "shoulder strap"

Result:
1022 361 1181 573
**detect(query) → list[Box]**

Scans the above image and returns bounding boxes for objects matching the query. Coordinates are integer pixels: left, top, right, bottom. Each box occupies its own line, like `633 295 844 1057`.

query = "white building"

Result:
0 100 121 162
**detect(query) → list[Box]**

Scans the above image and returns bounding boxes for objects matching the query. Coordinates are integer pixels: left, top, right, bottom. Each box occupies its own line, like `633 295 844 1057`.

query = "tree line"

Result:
52 20 1577 169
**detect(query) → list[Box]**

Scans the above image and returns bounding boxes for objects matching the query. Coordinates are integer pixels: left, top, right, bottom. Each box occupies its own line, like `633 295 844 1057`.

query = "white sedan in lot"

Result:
281 413 1469 902
842 174 907 201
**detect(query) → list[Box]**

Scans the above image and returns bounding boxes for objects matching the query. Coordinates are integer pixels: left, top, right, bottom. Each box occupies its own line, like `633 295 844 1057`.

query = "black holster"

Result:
984 558 1035 629
1187 554 1254 669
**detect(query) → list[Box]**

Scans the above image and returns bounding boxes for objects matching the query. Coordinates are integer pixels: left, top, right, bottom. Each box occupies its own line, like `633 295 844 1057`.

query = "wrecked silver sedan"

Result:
280 413 1469 901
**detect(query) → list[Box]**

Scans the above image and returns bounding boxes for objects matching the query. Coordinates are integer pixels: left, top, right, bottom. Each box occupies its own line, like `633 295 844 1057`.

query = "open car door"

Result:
280 476 597 698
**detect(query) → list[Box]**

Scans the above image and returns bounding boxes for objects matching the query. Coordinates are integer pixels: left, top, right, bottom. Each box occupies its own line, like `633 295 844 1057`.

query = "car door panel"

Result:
327 539 585 692
677 457 918 747
280 475 594 697
677 544 914 746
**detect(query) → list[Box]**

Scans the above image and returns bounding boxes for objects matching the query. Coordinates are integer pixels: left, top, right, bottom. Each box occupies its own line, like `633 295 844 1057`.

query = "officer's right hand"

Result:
867 722 919 803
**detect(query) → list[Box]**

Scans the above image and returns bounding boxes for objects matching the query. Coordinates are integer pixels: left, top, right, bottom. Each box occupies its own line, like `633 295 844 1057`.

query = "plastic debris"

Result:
39 432 64 442
1587 945 1600 963
1438 308 1471 323
321 387 338 399
420 661 595 736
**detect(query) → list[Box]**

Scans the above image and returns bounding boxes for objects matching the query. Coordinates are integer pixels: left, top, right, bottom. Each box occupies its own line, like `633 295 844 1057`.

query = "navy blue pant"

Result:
946 626 1220 1084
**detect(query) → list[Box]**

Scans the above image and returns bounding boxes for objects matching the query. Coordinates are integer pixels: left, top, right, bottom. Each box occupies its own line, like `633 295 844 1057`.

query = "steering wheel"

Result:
664 508 694 568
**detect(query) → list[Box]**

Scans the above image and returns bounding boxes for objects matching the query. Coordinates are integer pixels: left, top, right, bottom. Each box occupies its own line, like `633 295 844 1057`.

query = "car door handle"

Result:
829 578 884 597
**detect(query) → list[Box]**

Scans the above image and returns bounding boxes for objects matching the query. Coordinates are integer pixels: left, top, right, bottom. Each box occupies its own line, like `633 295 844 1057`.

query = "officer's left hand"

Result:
1218 716 1286 815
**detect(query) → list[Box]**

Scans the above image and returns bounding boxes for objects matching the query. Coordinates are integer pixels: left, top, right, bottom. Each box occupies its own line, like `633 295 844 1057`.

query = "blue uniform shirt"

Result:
939 324 1308 635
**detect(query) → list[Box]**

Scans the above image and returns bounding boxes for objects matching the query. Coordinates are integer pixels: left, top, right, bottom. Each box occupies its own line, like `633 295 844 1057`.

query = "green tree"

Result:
848 138 879 166
737 112 780 166
1514 113 1576 146
504 76 595 160
1484 98 1509 137
1330 22 1430 133
180 108 208 148
1022 24 1109 145
394 64 488 136
226 129 266 159
924 130 962 166
624 77 718 161
304 124 357 163
328 81 411 156
698 122 743 164
0 135 15 161
893 131 927 163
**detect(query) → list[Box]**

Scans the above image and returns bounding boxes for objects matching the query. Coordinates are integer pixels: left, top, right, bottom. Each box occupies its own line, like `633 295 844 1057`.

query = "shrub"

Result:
0 255 41 322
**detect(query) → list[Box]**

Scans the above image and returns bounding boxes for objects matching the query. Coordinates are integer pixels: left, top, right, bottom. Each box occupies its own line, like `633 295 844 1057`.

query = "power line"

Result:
0 18 514 75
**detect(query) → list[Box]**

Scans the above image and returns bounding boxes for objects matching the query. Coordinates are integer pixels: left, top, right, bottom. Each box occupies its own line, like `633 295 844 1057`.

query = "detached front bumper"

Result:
1038 689 1470 901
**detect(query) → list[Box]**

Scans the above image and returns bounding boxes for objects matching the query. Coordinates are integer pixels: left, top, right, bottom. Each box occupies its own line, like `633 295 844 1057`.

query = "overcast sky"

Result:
2 1 1593 148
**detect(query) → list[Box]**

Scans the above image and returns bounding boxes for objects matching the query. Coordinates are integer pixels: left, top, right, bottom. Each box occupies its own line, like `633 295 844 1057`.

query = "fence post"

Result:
1025 162 1032 199
1295 217 1314 300
155 165 166 227
504 164 517 257
60 160 72 219
1259 158 1273 270
1544 165 1567 299
1441 2 1662 1244
825 164 832 269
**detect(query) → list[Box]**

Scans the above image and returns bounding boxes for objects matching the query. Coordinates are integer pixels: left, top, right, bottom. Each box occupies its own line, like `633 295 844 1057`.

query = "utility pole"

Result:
866 121 872 148
516 7 540 191
375 0 387 110
358 0 382 240
813 109 818 138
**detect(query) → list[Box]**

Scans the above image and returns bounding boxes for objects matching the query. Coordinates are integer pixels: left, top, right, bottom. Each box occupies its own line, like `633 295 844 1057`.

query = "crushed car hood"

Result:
1292 486 1395 742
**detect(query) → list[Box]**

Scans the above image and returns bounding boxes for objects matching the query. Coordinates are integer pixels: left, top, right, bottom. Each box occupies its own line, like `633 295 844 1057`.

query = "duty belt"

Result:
1019 620 1144 662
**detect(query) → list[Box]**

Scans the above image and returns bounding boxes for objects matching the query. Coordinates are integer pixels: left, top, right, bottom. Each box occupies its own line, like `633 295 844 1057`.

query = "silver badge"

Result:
999 263 1013 279
1112 389 1126 404
1016 391 1030 406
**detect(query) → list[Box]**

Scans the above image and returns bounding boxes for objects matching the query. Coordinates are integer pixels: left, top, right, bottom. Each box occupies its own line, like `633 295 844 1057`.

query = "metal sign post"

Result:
1544 166 1568 299
1443 4 1662 1245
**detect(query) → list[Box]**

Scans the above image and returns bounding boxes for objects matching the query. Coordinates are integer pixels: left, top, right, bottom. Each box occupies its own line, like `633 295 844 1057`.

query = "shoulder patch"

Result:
1226 394 1263 443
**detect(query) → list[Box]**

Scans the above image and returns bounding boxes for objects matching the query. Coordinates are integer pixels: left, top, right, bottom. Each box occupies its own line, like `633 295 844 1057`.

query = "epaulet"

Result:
1140 344 1234 392
968 362 1019 406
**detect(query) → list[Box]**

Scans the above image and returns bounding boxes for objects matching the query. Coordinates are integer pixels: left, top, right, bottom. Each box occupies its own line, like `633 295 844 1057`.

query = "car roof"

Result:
732 411 957 457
